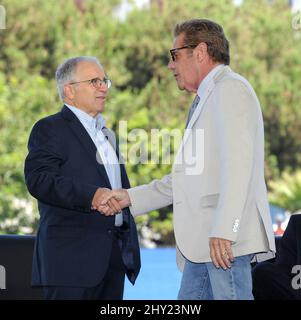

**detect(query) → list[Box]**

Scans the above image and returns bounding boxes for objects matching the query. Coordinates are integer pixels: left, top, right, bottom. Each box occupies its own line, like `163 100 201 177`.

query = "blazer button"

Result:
232 219 240 233
107 229 112 234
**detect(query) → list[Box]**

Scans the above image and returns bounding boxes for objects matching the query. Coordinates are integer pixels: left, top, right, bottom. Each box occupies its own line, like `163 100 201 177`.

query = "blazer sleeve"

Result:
209 78 259 242
24 119 98 212
128 174 173 216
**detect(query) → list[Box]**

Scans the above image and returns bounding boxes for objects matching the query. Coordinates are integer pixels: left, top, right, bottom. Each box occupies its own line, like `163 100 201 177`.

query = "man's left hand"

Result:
209 237 234 269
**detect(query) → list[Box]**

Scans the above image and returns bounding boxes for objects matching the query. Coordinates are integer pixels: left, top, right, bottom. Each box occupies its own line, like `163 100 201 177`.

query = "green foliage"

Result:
0 0 300 241
269 171 301 213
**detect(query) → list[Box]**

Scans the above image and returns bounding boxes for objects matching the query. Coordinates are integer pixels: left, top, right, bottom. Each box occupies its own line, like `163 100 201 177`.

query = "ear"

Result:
63 84 74 100
195 42 208 63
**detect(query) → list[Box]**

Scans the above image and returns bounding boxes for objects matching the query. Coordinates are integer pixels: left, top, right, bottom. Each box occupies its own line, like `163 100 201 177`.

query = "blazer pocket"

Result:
47 225 84 239
200 193 219 208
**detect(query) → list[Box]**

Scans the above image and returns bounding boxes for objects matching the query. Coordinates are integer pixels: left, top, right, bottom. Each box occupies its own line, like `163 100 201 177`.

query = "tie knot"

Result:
192 95 200 108
185 94 200 128
95 114 106 131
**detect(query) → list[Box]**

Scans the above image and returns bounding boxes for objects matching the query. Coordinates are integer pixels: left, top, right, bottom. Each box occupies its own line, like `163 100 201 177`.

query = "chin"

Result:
176 80 184 90
96 105 105 113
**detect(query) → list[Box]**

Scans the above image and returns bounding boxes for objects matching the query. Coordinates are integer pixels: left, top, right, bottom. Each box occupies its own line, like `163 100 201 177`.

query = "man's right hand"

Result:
99 188 131 216
91 188 122 215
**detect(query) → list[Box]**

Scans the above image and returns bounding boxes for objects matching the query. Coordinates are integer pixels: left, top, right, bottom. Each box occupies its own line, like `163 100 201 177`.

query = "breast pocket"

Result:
200 193 219 208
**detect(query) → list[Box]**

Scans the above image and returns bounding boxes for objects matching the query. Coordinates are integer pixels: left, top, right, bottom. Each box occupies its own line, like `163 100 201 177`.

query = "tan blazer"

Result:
128 65 275 270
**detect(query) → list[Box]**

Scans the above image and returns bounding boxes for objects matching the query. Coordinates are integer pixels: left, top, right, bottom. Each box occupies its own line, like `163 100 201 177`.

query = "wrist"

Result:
125 189 131 206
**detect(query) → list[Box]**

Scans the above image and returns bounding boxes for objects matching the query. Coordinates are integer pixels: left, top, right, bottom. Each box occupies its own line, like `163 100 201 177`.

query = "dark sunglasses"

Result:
169 45 197 61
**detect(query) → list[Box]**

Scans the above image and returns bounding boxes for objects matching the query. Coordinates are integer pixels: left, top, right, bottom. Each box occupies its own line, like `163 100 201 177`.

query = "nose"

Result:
168 59 175 70
98 83 108 92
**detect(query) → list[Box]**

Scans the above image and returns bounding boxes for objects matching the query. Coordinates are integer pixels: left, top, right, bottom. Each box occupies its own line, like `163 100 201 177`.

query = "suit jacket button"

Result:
232 219 240 232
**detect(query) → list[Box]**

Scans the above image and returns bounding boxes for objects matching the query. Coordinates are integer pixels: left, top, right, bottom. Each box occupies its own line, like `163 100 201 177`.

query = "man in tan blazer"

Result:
97 19 275 300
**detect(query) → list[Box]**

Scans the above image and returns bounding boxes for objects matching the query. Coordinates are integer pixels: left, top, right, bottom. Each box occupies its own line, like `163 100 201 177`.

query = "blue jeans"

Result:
178 254 254 300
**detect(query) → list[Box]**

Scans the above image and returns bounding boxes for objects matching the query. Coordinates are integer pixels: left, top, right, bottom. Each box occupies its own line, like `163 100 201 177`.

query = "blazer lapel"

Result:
102 127 128 186
181 65 232 149
61 106 111 187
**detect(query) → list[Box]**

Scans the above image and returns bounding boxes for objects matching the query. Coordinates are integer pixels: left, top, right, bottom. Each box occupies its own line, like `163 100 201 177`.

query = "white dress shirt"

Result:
197 64 225 98
65 104 123 226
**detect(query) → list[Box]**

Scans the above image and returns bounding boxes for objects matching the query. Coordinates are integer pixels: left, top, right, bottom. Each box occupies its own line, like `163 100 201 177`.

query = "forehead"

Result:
75 61 105 78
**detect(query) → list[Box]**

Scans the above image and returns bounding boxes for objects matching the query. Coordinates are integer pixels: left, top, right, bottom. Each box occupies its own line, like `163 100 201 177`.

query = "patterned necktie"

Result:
185 95 200 128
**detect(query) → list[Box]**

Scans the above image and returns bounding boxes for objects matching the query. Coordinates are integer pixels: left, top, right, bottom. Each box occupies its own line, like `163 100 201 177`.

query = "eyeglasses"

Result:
69 77 112 89
169 45 197 62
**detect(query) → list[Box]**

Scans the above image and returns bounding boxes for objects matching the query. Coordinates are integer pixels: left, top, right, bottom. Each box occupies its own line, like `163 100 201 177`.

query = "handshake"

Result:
91 188 130 215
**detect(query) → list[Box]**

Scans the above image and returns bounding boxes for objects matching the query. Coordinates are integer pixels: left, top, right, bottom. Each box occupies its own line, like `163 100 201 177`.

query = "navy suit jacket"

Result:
277 214 301 272
24 106 140 287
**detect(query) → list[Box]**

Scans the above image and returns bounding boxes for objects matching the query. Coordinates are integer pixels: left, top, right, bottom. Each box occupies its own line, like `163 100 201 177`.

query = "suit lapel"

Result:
178 83 214 152
120 163 130 189
61 106 111 187
181 65 232 149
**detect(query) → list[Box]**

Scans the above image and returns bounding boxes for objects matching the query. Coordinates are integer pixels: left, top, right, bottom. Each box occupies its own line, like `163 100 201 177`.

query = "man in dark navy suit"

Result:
252 213 301 300
24 56 140 300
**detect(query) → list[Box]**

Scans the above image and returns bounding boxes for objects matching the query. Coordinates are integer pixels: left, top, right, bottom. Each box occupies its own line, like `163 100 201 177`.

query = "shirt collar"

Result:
64 103 106 131
197 64 224 98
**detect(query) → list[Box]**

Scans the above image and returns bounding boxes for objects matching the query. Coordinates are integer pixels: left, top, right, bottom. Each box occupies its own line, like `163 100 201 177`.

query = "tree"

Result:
0 0 300 242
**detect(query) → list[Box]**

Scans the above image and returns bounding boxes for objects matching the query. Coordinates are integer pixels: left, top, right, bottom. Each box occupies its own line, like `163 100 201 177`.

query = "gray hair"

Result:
55 56 103 100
